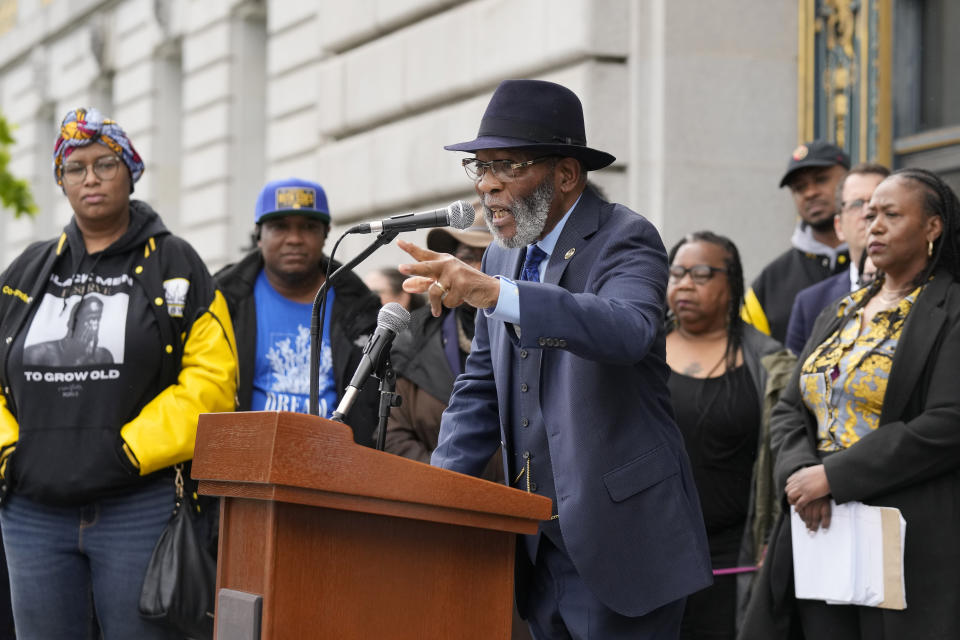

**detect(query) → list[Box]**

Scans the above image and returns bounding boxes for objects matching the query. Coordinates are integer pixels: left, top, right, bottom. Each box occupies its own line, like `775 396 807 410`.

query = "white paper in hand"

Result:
791 501 860 603
791 501 904 608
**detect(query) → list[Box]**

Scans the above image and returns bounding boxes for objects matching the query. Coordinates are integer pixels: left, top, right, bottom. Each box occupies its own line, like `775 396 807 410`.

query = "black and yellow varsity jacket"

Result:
742 225 849 343
0 200 237 505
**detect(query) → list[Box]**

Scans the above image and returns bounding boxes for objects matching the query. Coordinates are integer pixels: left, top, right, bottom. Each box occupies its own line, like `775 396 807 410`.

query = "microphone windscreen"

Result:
378 302 411 334
447 201 475 230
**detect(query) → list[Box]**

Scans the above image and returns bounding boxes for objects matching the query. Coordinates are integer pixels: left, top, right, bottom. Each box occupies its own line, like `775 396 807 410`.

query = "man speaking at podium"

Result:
398 80 711 639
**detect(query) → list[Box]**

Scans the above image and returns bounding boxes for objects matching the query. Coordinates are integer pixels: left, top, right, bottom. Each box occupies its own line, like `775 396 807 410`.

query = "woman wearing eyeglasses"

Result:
665 231 795 640
0 108 237 638
740 169 960 639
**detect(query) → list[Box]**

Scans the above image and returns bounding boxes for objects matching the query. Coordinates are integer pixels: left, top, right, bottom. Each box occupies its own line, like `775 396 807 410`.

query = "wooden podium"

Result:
192 411 551 639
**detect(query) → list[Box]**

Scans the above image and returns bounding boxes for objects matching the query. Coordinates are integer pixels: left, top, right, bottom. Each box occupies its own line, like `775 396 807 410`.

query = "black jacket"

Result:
384 306 504 480
735 326 795 629
784 270 852 355
0 201 237 505
391 306 467 403
215 250 381 447
744 247 849 344
741 269 960 638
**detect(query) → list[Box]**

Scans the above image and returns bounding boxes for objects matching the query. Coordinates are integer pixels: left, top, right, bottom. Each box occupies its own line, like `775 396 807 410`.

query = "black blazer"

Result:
753 268 960 637
783 270 851 355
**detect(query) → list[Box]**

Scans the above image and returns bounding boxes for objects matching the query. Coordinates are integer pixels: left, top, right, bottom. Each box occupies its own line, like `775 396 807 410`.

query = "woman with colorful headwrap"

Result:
0 107 237 638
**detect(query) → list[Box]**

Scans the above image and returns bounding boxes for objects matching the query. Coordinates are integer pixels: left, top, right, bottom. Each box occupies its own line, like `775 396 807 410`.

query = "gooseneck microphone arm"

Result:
308 230 398 416
308 200 474 419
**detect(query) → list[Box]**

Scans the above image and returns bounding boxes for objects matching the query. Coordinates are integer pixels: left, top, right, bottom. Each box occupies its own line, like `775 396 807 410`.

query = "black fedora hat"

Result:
445 79 616 171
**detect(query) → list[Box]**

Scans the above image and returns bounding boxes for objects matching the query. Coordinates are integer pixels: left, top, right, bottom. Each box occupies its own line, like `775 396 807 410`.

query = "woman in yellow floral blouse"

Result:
740 168 960 639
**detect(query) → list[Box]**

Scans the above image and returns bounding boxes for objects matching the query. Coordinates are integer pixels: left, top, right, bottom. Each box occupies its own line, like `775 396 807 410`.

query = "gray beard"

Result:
483 175 555 249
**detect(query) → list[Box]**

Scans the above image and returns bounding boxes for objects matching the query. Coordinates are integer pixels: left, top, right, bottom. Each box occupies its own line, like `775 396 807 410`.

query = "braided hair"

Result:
667 230 746 372
810 168 960 366
893 168 960 284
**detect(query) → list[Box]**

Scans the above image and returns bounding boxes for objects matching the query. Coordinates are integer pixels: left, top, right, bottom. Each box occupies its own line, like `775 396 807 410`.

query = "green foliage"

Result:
0 113 36 218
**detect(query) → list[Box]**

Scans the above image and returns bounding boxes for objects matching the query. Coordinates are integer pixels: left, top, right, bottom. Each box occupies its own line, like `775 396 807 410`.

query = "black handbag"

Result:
139 464 217 640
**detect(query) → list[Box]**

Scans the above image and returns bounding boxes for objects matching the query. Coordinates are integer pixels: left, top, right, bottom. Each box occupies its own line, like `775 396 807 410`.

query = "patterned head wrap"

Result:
52 107 144 191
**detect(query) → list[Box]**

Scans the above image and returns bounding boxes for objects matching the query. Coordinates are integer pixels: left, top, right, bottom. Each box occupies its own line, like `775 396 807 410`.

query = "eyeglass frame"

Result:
841 198 870 213
60 156 124 185
668 264 728 285
461 155 556 182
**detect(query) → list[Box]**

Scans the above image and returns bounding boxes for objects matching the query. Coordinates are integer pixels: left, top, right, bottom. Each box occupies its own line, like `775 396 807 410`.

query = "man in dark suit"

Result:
784 163 890 354
397 79 711 639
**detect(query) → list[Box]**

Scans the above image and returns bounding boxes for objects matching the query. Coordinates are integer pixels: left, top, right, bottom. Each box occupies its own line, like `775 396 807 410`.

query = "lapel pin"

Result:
564 248 576 260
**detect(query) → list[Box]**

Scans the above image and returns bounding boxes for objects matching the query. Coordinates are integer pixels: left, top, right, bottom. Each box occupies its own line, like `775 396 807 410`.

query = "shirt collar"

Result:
848 263 860 291
790 222 848 268
536 193 582 257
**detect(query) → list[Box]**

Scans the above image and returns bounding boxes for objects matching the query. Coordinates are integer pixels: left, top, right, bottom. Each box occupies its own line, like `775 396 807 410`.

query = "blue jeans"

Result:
0 477 180 640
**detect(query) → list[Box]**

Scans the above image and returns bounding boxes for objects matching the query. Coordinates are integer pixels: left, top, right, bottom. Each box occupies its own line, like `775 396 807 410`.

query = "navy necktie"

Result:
520 245 548 282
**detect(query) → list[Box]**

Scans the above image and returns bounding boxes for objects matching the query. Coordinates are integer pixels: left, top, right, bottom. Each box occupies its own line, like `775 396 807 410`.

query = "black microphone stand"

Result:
374 358 401 451
309 230 399 416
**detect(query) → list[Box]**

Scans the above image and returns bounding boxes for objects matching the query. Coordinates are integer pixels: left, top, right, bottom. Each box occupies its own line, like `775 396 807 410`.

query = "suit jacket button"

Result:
520 349 528 359
538 338 547 346
559 339 567 347
520 383 529 392
520 417 529 427
530 482 538 492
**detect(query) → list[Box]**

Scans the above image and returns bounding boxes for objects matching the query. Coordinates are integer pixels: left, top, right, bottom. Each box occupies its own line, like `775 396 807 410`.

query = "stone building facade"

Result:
0 0 798 278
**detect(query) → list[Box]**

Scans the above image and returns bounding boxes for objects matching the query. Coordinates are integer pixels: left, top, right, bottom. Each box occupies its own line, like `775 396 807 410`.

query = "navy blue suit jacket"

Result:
431 189 711 617
784 271 851 355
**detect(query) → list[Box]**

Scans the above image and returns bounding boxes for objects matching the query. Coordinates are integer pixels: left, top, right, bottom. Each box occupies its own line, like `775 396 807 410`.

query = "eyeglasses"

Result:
668 264 727 285
61 157 123 185
841 198 869 213
461 156 554 182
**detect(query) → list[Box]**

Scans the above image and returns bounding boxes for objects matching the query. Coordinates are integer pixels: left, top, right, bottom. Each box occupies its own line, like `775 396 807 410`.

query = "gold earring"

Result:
928 240 934 257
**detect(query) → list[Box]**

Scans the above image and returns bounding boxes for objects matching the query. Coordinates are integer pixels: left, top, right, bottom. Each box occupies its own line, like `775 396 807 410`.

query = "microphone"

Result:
330 302 411 423
346 200 474 235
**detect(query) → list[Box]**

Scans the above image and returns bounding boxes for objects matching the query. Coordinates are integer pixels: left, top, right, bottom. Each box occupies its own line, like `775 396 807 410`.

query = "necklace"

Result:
876 285 911 306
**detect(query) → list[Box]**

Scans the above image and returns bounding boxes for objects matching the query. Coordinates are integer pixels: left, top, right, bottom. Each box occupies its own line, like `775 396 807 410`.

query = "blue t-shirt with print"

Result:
251 270 337 417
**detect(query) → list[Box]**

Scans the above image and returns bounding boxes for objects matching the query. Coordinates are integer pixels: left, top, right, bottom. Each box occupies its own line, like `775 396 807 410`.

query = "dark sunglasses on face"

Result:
668 264 727 285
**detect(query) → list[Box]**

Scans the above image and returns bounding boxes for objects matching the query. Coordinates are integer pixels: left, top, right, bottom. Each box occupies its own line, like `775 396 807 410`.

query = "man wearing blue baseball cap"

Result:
215 178 381 445
397 79 711 638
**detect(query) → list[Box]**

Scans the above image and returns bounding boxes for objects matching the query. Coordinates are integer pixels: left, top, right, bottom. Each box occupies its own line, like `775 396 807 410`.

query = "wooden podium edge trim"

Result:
200 479 542 535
